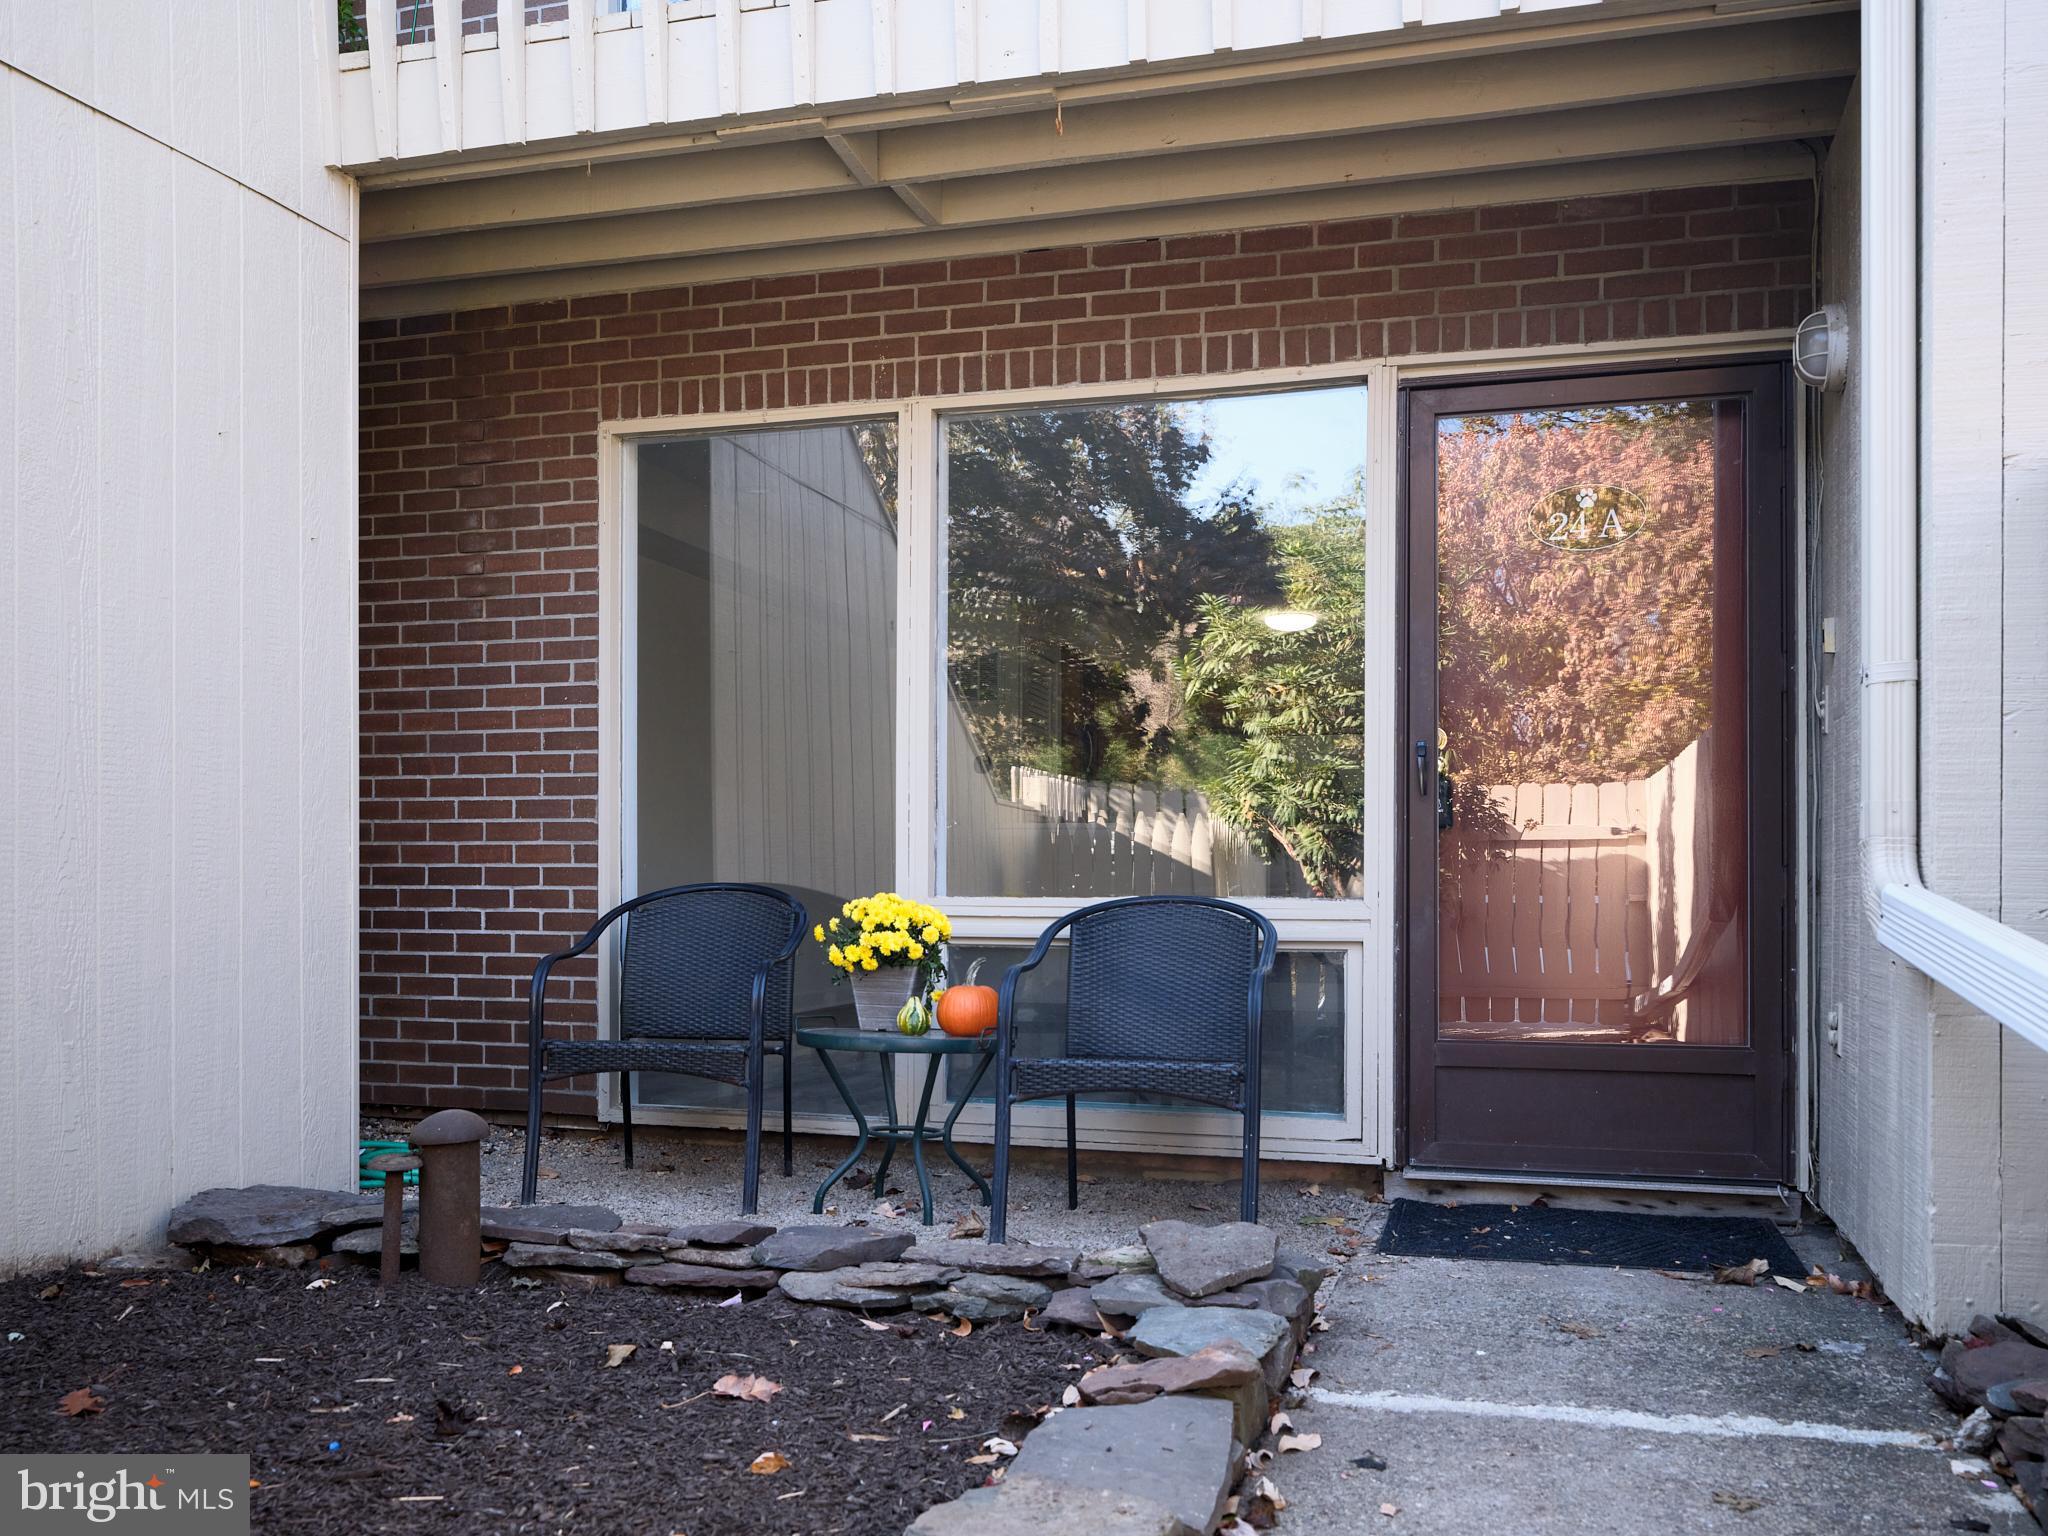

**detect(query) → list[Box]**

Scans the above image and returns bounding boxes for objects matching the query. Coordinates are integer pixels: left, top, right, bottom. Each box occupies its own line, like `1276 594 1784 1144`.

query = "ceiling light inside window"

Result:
1261 609 1319 634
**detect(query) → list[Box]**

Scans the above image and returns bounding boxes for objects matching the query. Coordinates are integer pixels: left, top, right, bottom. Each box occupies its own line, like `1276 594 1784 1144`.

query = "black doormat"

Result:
1376 1198 1806 1277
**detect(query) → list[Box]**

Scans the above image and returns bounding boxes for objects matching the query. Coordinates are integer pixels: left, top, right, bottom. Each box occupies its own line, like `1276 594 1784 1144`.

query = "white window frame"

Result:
593 329 1795 1170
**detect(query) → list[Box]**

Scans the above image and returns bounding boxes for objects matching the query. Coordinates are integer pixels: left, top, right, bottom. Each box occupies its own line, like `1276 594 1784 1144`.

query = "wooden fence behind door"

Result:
1437 737 1730 1044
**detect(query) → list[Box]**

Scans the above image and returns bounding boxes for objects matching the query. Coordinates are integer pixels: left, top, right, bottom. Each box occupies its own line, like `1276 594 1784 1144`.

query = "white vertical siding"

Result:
1823 0 2048 1333
89 111 179 1251
1992 0 2048 1333
1814 68 1942 1323
0 2 358 1273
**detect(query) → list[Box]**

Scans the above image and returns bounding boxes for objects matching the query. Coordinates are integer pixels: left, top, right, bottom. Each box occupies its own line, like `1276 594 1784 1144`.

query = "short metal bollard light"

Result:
408 1108 489 1287
365 1151 421 1288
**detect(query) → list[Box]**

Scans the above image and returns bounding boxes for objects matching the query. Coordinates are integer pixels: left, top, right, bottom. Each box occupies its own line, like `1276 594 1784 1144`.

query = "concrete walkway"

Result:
455 1122 2033 1535
1286 1222 2033 1535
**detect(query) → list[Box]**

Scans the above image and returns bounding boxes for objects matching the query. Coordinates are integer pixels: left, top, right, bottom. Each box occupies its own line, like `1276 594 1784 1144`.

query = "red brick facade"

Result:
358 178 1814 1116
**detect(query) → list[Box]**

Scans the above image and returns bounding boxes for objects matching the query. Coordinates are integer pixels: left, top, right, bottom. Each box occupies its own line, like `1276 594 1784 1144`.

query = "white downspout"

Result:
1860 0 1919 905
1861 0 2048 1052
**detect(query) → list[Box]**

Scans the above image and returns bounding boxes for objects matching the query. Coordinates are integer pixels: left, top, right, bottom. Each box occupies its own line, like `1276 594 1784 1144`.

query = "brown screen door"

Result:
1402 363 1792 1183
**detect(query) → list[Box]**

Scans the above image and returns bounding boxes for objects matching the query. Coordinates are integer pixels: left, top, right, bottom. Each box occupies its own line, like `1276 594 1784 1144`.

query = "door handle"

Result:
1414 739 1430 797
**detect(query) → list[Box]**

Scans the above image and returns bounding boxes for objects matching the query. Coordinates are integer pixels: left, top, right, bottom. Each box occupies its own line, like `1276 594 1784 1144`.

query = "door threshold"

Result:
1393 1168 1801 1221
1401 1167 1790 1197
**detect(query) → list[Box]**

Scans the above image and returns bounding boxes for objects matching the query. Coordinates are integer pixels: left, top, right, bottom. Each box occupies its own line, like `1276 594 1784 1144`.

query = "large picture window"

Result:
941 386 1369 901
616 378 1380 1156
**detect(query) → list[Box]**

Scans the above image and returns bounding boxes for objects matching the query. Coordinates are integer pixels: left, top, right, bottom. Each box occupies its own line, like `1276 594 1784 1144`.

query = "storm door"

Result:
1402 364 1792 1182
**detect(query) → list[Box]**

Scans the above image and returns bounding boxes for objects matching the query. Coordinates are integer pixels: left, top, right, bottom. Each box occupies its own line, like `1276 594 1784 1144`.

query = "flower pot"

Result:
848 967 917 1032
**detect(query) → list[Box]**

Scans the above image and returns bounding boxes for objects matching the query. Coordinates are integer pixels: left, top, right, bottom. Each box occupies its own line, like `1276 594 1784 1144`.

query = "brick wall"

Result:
358 178 1814 1116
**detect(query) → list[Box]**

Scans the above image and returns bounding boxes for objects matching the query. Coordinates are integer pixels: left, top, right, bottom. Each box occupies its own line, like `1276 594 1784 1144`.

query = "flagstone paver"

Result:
167 1185 384 1248
753 1225 915 1271
1002 1395 1240 1536
1129 1303 1295 1391
1140 1219 1276 1298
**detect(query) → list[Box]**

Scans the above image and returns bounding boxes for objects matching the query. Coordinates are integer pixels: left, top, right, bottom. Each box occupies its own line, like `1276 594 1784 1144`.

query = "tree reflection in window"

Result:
943 391 1367 900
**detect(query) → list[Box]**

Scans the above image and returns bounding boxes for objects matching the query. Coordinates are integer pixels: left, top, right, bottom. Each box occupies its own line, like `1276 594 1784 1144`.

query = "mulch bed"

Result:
0 1262 1114 1535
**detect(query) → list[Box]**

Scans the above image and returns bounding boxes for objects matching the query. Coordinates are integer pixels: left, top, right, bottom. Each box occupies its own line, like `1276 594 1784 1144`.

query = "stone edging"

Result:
157 1190 1332 1536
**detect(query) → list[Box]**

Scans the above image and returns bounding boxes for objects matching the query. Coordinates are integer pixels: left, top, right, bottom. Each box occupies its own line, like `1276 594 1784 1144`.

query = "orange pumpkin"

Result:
936 960 999 1038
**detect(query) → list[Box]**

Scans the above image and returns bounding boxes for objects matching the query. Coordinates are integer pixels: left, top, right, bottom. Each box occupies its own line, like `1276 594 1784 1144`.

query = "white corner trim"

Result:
1877 885 2048 1056
1860 3 2046 1055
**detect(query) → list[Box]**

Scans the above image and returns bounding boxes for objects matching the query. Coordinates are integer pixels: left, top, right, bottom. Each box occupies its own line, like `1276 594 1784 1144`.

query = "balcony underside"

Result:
352 2 1855 317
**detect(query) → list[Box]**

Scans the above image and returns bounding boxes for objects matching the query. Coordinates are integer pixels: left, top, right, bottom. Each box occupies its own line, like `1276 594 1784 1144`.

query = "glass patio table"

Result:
794 1022 996 1225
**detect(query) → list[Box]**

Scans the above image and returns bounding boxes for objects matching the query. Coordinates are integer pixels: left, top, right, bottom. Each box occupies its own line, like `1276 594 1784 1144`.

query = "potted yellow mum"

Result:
815 892 951 1031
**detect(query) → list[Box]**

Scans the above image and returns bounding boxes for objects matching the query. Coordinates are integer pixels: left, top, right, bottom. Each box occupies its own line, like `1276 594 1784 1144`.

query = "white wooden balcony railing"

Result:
335 0 1621 170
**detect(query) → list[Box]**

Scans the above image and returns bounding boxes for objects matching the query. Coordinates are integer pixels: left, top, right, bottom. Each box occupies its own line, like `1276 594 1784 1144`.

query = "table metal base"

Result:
809 1045 994 1225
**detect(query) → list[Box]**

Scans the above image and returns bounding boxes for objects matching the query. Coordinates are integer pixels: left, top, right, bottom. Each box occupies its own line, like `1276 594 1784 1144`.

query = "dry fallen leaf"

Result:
1553 1319 1602 1340
507 1365 524 1375
37 1285 62 1301
57 1388 104 1417
1713 1258 1769 1287
1277 1432 1323 1454
950 1208 987 1240
1380 1502 1402 1518
713 1373 783 1404
947 1406 966 1421
856 1318 892 1332
603 1344 638 1369
1061 1385 1081 1407
1239 1477 1283 1529
1744 1345 1780 1360
965 1453 999 1465
1807 1268 1877 1300
948 1317 973 1338
1269 1410 1295 1436
1772 1275 1807 1294
982 1437 1019 1457
1711 1491 1764 1514
1288 1366 1319 1390
748 1451 790 1476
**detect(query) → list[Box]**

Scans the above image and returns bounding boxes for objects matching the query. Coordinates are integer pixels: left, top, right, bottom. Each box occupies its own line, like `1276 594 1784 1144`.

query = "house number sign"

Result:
1531 485 1647 552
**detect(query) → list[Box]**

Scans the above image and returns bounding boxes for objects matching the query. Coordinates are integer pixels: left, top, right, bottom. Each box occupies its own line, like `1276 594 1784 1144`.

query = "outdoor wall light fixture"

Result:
1793 304 1849 392
1261 609 1320 633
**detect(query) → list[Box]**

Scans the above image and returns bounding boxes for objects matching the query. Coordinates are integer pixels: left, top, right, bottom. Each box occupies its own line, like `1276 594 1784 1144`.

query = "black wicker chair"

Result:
988 895 1279 1243
521 883 806 1213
